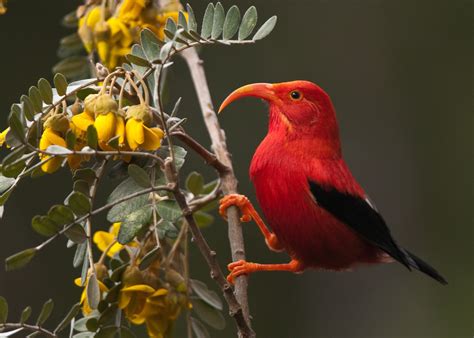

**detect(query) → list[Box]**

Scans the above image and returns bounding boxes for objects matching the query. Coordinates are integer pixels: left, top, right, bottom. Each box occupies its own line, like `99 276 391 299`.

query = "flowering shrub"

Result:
0 1 276 337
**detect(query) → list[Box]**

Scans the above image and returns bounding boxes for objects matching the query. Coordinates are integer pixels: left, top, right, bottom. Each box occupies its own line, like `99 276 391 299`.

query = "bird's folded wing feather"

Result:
308 179 415 269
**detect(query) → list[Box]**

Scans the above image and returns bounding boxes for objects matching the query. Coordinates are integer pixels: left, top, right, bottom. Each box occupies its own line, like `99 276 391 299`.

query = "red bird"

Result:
218 81 447 285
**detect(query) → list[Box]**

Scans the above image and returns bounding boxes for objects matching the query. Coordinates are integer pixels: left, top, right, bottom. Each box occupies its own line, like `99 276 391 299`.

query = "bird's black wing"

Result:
308 180 447 284
308 179 415 269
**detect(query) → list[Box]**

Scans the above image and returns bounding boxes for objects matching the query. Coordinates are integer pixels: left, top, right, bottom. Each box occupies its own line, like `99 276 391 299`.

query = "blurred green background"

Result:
0 0 472 337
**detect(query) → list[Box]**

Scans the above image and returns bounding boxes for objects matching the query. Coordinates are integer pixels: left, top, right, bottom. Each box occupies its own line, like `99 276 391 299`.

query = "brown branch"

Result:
163 159 254 337
172 130 230 174
181 48 254 337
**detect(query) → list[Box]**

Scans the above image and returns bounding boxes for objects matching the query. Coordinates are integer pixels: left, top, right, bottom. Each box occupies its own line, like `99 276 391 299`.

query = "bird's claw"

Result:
226 260 256 284
219 194 253 223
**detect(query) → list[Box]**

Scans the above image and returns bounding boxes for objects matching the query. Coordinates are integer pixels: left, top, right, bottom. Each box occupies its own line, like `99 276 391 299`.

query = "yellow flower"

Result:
71 111 95 138
0 127 10 146
119 284 156 324
0 0 7 15
125 105 164 151
93 222 127 258
39 128 68 174
74 275 109 315
125 119 163 151
118 0 146 23
78 6 104 53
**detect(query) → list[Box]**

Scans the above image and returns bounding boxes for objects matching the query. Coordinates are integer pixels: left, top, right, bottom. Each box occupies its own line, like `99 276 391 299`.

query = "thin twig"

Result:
181 48 254 336
0 323 56 337
85 160 107 274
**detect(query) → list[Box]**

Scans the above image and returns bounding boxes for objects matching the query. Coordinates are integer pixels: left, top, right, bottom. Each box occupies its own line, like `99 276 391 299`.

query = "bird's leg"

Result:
227 259 305 284
219 194 284 252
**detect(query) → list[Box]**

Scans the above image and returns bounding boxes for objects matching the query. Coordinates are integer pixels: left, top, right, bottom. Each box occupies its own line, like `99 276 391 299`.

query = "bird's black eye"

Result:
289 90 303 101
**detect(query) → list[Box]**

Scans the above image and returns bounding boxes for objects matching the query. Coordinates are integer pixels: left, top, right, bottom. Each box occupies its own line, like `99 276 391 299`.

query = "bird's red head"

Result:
219 81 341 147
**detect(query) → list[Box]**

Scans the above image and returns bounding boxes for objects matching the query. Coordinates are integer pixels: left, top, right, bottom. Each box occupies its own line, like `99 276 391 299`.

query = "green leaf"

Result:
54 303 81 333
48 205 75 225
73 317 89 332
107 177 149 223
117 205 153 244
73 168 96 185
211 2 225 39
46 145 73 155
8 105 25 142
223 6 241 40
87 273 100 310
53 56 90 80
0 296 8 324
165 17 177 36
20 306 32 324
62 11 79 28
64 223 87 244
54 73 68 96
86 125 98 149
38 78 53 104
66 130 76 149
239 6 258 40
73 242 87 268
5 248 37 271
0 176 15 195
186 172 204 195
191 299 226 330
36 299 54 325
85 317 98 332
190 279 223 310
107 135 120 150
140 28 161 60
138 247 160 271
21 95 35 121
253 15 277 41
186 4 197 32
126 54 152 67
191 317 210 338
178 11 188 30
194 211 214 228
2 147 28 178
128 164 151 188
73 179 90 195
28 86 43 113
157 221 178 239
66 191 91 216
76 88 98 101
201 3 214 39
31 215 59 237
156 200 181 222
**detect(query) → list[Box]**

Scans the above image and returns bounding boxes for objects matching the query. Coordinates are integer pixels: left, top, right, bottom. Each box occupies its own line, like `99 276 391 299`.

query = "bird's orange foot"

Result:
219 194 253 222
227 260 257 284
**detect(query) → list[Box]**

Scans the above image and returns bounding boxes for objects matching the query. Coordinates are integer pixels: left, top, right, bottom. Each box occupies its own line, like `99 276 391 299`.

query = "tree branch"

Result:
181 48 254 337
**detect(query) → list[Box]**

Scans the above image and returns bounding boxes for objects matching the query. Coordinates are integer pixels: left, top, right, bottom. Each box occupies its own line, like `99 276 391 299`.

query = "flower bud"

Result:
94 263 108 281
93 21 111 41
122 265 144 286
84 93 99 113
71 102 83 115
94 94 118 115
44 114 70 133
126 104 152 125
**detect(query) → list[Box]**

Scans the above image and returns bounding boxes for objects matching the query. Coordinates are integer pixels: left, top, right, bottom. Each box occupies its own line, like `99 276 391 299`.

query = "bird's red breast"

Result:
249 121 385 270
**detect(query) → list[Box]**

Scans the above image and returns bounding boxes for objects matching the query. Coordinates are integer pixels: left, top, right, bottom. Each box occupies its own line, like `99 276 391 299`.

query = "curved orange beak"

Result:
218 83 277 113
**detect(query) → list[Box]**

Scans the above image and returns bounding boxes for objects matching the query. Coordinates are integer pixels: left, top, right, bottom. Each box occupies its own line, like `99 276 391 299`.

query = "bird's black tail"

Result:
404 250 448 285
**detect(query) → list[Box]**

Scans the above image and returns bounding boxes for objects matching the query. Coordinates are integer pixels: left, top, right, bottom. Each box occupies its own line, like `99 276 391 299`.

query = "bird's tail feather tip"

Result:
406 250 448 285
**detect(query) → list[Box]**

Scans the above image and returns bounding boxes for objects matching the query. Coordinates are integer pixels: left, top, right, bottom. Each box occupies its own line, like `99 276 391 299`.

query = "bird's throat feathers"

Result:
266 104 342 159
